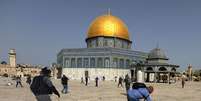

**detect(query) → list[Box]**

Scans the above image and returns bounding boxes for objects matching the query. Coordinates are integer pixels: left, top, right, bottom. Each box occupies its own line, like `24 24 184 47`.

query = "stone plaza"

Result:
0 77 201 101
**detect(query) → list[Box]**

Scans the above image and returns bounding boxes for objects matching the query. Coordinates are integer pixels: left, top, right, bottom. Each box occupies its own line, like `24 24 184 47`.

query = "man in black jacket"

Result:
61 75 69 94
124 74 131 91
30 67 60 101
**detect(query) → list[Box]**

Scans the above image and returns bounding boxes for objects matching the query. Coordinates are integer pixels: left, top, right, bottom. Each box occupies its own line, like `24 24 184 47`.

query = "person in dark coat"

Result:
30 67 60 101
26 75 32 85
61 75 69 94
102 76 105 81
16 76 23 87
124 74 131 91
95 77 99 87
118 77 123 87
85 76 88 86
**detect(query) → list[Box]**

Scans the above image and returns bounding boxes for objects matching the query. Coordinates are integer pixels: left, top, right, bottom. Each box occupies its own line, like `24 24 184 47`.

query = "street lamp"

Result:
135 62 144 83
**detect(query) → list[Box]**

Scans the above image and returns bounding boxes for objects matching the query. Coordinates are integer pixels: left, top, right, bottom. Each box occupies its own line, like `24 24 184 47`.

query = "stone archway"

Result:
158 67 168 83
146 67 154 82
170 67 176 83
159 67 167 71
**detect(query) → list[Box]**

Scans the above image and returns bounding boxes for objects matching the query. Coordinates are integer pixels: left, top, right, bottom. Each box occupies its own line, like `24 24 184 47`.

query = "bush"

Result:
1 61 7 65
3 73 8 77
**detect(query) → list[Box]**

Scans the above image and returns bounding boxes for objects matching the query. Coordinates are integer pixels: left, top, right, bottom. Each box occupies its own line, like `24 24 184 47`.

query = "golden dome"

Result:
87 14 130 41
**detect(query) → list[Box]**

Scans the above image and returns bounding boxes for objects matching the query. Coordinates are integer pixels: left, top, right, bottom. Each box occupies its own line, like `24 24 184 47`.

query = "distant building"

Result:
142 47 179 83
0 49 41 77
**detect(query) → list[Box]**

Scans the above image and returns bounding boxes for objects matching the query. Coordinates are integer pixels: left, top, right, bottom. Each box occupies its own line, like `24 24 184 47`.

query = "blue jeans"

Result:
62 85 68 94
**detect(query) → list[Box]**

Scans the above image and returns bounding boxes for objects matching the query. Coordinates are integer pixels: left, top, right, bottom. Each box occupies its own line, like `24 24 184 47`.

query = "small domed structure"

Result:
147 48 168 60
142 47 179 83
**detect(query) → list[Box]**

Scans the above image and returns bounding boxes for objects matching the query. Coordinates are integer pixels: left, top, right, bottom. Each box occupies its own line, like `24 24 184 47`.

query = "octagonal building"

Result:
57 12 148 80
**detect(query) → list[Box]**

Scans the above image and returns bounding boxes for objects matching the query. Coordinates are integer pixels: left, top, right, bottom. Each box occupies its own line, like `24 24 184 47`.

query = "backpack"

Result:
30 76 43 95
30 76 53 96
132 82 147 89
132 83 150 100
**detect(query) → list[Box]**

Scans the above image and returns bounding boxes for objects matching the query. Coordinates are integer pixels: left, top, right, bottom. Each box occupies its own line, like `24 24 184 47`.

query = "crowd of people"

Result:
5 67 197 101
12 67 188 101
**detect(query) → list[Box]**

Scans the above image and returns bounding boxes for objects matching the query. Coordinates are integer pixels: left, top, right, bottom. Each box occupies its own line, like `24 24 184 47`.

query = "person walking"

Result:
85 76 88 86
26 75 32 85
118 77 123 87
95 76 99 87
115 76 117 82
30 67 60 101
127 83 154 101
61 75 69 94
81 77 84 84
102 76 105 81
124 74 131 91
16 76 23 87
181 73 186 88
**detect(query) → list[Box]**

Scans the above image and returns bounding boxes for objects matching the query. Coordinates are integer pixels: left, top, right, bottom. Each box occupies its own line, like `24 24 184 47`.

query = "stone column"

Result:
147 72 149 82
168 72 170 84
137 70 144 83
154 66 157 83
75 57 77 68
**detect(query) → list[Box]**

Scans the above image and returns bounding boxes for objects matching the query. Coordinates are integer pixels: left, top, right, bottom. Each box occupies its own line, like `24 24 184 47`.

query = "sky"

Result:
0 0 201 71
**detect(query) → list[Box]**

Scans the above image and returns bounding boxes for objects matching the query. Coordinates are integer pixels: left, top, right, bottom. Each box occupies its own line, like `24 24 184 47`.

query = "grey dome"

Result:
148 48 168 60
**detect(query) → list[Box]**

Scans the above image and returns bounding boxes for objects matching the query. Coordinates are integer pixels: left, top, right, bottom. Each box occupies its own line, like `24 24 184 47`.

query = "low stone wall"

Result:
0 65 16 76
0 64 41 77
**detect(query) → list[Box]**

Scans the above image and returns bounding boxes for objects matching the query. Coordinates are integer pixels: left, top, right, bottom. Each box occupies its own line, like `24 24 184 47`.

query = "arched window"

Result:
71 58 76 68
77 58 82 68
105 58 110 68
89 40 92 48
90 58 95 68
84 58 89 68
104 39 108 47
159 67 167 71
126 59 130 68
113 58 118 68
65 58 70 68
97 58 103 68
171 68 176 72
119 59 124 68
146 67 153 71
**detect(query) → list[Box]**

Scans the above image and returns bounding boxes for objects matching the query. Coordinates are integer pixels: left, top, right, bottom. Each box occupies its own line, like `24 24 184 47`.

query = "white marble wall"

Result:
62 68 130 80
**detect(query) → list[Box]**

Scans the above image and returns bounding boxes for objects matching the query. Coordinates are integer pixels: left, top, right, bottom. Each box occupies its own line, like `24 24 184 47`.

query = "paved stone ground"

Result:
0 77 201 101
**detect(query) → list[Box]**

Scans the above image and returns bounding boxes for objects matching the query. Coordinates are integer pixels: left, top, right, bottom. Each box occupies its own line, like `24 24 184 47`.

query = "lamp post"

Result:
136 62 145 83
130 61 145 83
